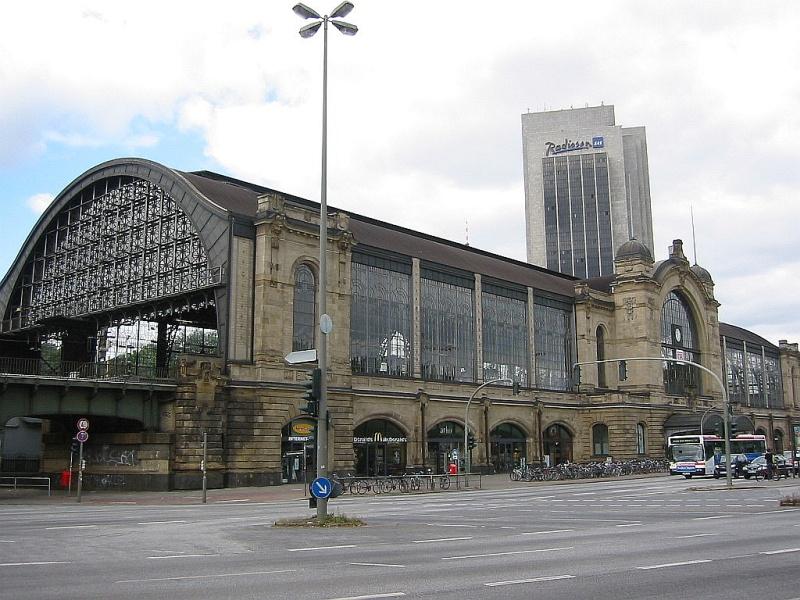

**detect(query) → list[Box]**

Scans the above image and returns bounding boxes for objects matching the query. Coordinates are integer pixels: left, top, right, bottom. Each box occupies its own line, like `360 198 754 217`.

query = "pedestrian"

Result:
764 448 774 480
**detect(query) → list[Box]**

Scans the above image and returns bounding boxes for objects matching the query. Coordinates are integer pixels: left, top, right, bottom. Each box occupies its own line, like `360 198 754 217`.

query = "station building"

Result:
0 158 797 490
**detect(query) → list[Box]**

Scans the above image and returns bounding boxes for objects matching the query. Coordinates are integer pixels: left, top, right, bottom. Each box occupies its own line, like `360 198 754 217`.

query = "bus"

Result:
667 434 767 478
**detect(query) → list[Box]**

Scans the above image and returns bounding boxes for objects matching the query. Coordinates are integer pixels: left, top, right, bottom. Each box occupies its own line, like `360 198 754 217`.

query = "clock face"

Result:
675 328 682 343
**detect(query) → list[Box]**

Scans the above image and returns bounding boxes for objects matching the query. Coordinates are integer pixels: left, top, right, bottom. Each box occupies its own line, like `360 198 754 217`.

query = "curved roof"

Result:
615 238 653 263
690 264 714 284
719 322 778 351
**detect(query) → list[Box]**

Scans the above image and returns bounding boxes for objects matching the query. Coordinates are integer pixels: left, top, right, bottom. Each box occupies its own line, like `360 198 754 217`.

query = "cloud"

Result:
27 193 54 215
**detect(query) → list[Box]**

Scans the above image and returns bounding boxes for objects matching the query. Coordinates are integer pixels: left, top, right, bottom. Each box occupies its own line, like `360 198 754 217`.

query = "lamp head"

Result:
330 1 354 18
299 21 322 38
293 3 321 20
331 19 358 36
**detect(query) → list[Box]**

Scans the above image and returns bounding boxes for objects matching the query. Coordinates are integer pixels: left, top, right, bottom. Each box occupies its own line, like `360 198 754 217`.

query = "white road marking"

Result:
325 594 405 600
674 533 718 539
288 545 357 552
215 499 252 503
760 548 800 555
692 515 732 521
637 559 712 570
616 523 642 527
424 523 478 528
442 547 572 560
412 537 472 544
114 569 296 584
45 525 97 530
0 540 16 543
485 574 575 587
147 554 219 559
520 529 574 536
0 561 71 567
137 520 188 525
349 562 406 568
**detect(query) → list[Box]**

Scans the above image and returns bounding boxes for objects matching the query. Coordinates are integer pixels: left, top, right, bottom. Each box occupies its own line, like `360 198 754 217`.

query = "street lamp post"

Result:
464 378 513 475
292 2 357 519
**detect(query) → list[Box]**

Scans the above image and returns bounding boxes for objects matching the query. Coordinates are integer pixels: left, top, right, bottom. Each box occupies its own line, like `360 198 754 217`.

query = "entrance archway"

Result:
354 419 408 476
542 423 573 466
490 422 527 472
281 419 316 484
427 420 464 474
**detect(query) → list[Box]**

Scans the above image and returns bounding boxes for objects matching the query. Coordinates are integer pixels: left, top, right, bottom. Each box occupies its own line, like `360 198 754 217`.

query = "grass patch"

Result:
779 493 800 507
273 513 365 528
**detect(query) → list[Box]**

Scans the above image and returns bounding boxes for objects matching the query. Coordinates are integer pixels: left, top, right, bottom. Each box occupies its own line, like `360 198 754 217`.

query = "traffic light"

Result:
301 368 321 416
512 381 520 395
572 364 581 386
467 432 476 450
729 417 738 436
618 360 628 381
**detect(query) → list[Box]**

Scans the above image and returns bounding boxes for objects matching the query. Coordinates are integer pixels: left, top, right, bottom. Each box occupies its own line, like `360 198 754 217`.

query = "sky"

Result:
1 1 799 345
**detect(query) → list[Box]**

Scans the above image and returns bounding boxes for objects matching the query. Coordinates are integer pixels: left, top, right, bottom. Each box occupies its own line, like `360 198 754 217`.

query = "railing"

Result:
0 476 51 496
0 357 177 382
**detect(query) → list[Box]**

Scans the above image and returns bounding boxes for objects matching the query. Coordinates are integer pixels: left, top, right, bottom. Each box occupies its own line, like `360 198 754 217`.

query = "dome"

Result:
691 264 714 284
615 238 654 263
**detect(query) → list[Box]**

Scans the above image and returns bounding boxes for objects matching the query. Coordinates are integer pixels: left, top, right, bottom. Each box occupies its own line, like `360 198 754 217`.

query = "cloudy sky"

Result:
1 1 798 345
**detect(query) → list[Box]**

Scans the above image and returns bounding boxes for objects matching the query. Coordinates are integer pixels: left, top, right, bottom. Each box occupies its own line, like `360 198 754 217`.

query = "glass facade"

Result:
481 284 529 386
724 345 746 405
420 270 475 382
292 264 316 352
350 255 413 377
533 300 574 391
661 291 699 395
765 354 783 408
541 153 613 278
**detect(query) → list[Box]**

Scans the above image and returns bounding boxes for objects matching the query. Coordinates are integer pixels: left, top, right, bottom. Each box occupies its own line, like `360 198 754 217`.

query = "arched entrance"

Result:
773 429 784 453
490 422 527 472
427 421 464 474
354 419 408 476
542 423 573 466
281 419 316 484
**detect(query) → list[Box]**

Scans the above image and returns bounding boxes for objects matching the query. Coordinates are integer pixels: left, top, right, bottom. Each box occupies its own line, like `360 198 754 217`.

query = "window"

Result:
420 270 475 382
765 354 783 409
636 423 646 455
596 326 606 388
661 291 700 395
534 300 574 391
724 344 746 404
292 264 316 351
350 256 412 376
482 285 528 386
592 423 609 456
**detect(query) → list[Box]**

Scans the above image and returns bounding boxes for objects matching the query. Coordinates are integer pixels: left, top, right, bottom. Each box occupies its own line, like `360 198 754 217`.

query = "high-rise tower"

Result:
522 105 653 278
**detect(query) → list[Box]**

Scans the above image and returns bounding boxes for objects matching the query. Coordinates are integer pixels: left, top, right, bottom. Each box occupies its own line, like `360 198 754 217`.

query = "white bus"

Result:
667 434 767 478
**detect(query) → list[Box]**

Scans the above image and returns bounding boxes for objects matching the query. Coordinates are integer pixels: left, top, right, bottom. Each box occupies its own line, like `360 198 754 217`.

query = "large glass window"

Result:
292 264 316 351
592 423 609 456
350 255 413 377
724 344 746 405
421 270 475 382
661 291 699 395
747 350 765 407
636 423 646 455
482 284 528 386
765 354 783 409
596 326 606 388
533 299 574 391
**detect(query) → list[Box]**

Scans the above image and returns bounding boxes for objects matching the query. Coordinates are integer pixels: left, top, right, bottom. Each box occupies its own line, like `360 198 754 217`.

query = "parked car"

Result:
782 451 799 476
713 454 748 479
743 454 790 480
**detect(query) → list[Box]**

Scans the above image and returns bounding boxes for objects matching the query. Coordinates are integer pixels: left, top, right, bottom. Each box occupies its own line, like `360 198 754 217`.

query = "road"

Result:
1 475 798 599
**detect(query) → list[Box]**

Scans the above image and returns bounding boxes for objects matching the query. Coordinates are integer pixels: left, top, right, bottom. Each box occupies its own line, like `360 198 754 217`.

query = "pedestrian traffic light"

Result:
301 368 321 416
467 432 476 450
618 360 628 381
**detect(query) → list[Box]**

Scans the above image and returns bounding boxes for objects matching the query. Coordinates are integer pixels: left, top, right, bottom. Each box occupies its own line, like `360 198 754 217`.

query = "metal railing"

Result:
0 357 177 382
0 476 51 496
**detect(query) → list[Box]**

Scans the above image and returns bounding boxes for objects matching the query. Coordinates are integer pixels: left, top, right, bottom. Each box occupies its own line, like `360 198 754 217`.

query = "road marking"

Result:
349 562 406 568
412 536 473 544
760 548 800 555
324 594 405 600
45 525 97 530
442 547 572 561
215 499 252 503
114 569 296 584
674 533 718 539
520 529 574 536
137 520 188 525
0 561 71 567
637 559 712 570
288 545 357 552
0 540 16 543
572 492 596 496
616 523 642 527
424 523 478 528
147 554 219 559
692 515 732 521
485 574 575 587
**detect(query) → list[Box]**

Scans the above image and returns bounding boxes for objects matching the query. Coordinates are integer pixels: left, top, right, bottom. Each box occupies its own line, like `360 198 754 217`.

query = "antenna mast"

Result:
691 205 698 264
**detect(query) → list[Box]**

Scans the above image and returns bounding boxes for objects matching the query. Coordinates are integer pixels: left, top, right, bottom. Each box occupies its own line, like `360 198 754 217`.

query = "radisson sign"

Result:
545 136 604 156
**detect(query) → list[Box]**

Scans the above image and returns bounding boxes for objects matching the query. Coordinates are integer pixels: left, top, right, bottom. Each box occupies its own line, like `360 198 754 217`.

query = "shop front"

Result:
490 422 527 472
354 419 408 476
281 419 316 484
427 420 465 474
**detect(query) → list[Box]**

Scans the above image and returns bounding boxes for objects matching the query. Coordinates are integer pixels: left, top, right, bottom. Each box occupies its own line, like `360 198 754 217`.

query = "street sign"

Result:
76 430 89 443
310 476 332 499
284 349 318 365
77 418 90 431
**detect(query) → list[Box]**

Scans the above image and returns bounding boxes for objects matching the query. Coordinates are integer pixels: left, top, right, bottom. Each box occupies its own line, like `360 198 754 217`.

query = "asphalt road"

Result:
1 475 799 600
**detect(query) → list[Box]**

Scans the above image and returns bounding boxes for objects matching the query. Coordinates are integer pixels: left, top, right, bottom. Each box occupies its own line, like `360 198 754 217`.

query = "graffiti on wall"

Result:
83 445 138 467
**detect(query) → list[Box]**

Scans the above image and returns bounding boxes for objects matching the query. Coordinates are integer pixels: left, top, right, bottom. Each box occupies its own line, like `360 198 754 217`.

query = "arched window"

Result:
592 423 609 456
292 264 316 351
596 326 606 388
661 291 700 395
636 423 646 454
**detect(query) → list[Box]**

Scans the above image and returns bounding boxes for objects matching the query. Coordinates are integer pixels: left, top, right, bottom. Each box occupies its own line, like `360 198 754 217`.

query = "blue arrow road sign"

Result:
310 476 332 499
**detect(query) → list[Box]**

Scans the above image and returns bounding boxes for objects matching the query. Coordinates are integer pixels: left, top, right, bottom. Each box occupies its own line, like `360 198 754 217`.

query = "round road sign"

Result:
76 430 89 443
77 418 90 431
